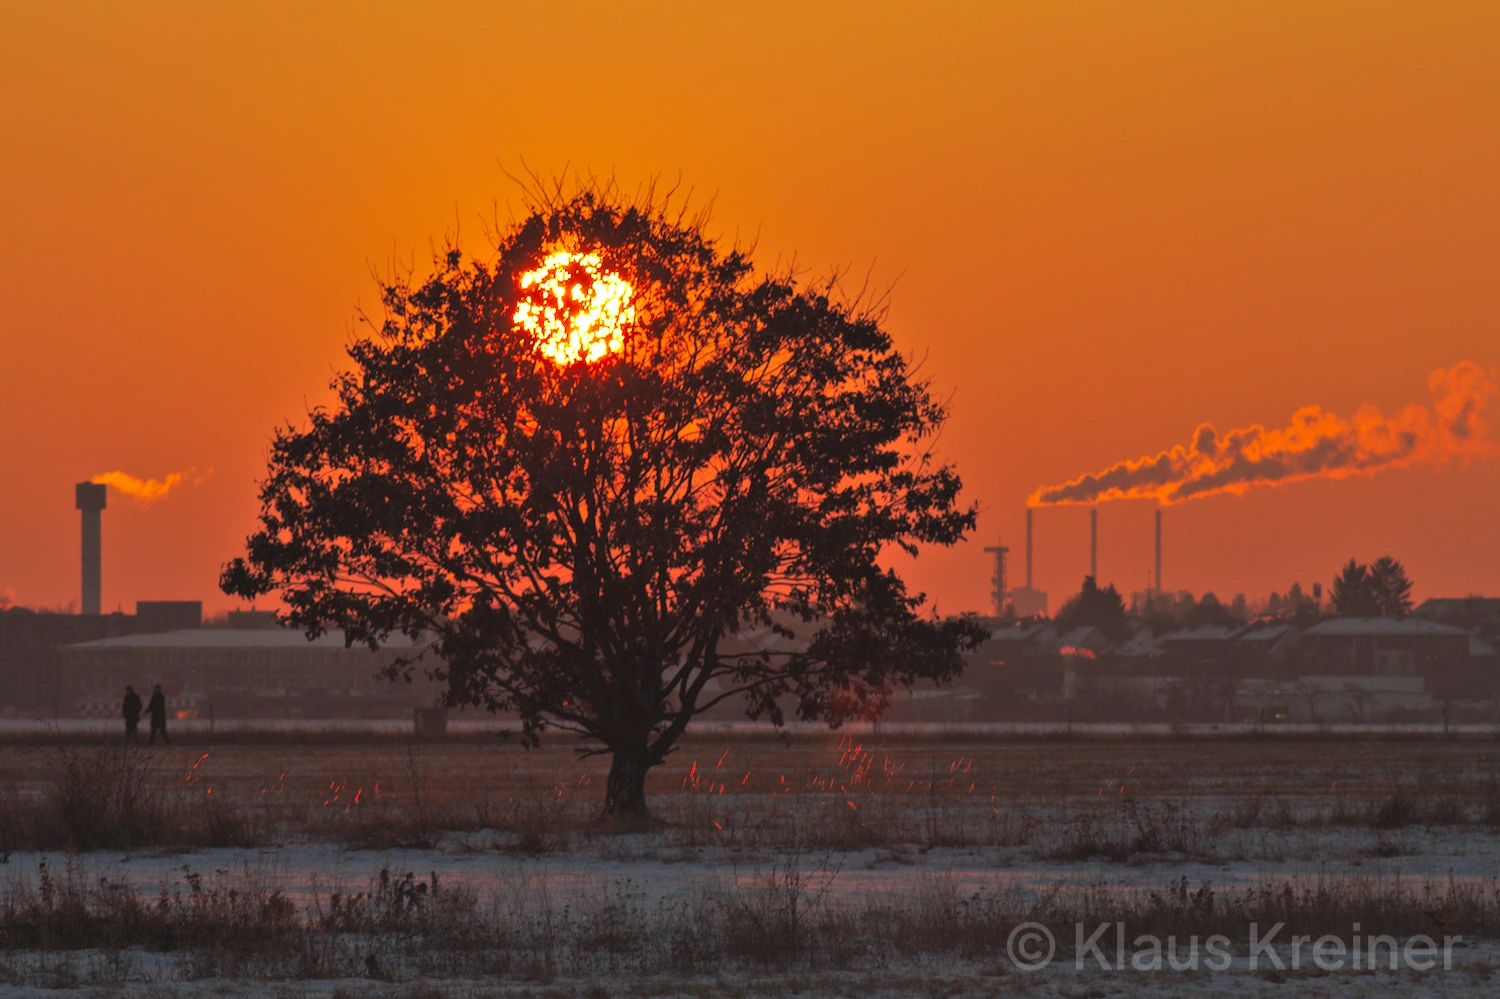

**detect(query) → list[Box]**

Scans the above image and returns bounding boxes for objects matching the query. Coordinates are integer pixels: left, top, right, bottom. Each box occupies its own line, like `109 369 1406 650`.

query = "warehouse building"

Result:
59 619 443 720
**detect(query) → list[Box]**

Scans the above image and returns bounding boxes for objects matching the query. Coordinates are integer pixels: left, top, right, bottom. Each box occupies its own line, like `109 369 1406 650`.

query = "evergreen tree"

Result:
1331 560 1381 617
1184 591 1236 628
1368 556 1414 618
1054 576 1129 640
1329 557 1414 619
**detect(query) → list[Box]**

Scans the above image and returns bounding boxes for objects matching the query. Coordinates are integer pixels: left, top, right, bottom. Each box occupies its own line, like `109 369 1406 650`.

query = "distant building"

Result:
1415 597 1500 632
1008 586 1049 618
963 613 1496 723
58 626 443 719
1236 622 1299 663
1 602 200 714
1156 624 1240 673
135 601 202 632
1298 617 1475 695
227 609 279 630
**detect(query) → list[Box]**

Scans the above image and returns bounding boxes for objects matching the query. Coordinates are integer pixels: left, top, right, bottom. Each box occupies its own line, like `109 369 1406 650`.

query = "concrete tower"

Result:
75 482 106 615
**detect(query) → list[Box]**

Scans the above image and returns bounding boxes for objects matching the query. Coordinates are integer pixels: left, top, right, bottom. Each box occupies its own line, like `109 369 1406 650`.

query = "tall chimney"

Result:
75 482 106 615
1154 508 1162 595
1025 507 1034 589
1089 507 1098 580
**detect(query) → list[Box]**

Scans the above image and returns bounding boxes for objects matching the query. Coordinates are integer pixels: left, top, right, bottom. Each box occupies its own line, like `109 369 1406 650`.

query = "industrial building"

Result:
966 614 1496 723
0 601 204 714
0 484 439 719
57 617 442 720
1005 509 1049 618
1297 617 1479 699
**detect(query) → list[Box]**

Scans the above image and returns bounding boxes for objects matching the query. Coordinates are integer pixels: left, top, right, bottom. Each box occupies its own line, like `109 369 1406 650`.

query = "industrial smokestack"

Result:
1011 505 1049 619
1154 509 1162 594
1089 507 1098 579
1025 507 1034 589
75 482 106 615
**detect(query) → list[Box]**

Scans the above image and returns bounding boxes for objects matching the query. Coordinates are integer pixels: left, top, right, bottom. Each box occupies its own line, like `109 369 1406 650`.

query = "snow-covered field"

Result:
0 959 1497 999
5 718 1500 737
6 817 1500 909
2 732 1499 996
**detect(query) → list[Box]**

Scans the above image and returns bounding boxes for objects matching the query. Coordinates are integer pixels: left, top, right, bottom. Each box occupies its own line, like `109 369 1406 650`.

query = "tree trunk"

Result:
604 748 653 822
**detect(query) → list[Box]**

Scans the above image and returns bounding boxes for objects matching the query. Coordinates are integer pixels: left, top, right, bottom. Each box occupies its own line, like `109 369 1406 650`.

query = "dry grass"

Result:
2 730 1500 989
0 746 253 853
3 734 1500 855
0 858 1494 981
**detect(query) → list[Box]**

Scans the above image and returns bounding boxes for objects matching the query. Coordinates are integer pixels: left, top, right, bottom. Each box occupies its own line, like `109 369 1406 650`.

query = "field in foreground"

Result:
2 732 1500 996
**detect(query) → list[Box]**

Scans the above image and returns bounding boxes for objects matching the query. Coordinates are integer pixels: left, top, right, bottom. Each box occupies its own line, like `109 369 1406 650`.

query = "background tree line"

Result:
1044 554 1415 635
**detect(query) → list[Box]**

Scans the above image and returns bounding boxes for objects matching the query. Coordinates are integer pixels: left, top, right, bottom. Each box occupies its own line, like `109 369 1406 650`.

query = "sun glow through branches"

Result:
513 251 635 365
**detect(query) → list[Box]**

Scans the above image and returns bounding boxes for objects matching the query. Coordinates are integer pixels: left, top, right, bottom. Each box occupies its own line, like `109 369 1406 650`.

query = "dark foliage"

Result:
1053 576 1128 640
1266 582 1323 625
1331 560 1379 617
222 184 981 817
1369 556 1414 619
1182 591 1238 629
1332 557 1413 619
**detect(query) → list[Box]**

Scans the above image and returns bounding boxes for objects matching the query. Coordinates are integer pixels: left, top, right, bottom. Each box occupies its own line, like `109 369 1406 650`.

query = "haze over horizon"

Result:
3 3 1498 616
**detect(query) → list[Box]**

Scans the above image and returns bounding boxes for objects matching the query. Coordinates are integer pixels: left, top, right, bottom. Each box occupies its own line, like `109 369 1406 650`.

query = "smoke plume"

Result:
1030 362 1497 507
91 469 200 504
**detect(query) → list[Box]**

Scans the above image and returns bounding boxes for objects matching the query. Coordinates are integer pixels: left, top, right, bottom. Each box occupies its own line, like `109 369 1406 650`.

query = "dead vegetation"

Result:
3 735 1500 858
0 747 252 854
0 736 1498 987
0 857 1495 984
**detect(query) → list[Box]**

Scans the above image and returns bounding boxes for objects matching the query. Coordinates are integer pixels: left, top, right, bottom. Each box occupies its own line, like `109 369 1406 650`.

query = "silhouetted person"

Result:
147 684 170 746
122 685 142 746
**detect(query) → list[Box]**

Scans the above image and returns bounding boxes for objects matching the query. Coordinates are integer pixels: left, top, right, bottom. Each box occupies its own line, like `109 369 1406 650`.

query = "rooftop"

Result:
1240 623 1296 642
989 623 1053 642
66 628 425 650
1157 625 1240 643
1116 630 1164 656
1304 617 1470 638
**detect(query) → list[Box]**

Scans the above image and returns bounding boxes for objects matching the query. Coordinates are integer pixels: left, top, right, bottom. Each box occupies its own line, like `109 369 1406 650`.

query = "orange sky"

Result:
3 2 1498 616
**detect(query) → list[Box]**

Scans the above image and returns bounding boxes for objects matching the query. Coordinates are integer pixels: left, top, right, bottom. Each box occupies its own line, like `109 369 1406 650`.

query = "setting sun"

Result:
513 251 634 365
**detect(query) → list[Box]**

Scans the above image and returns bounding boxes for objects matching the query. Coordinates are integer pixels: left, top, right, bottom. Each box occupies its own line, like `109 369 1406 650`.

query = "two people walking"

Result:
122 683 170 746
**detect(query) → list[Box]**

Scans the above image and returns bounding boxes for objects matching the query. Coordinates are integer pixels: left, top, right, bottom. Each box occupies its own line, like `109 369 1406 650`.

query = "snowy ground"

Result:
3 826 1497 996
6 820 1500 909
5 718 1500 737
4 733 1500 995
0 949 1497 998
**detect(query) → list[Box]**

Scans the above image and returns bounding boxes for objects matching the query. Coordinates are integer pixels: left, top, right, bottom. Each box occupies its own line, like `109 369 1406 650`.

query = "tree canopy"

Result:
1368 556 1415 618
1331 557 1413 618
221 185 981 817
1182 591 1238 629
1053 576 1128 640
